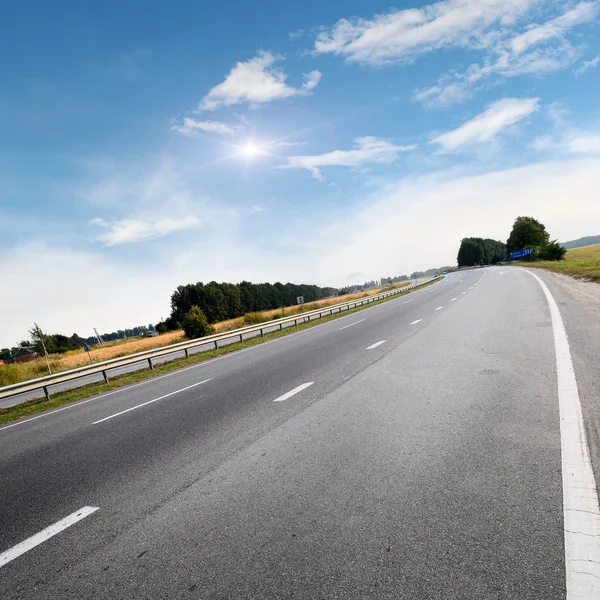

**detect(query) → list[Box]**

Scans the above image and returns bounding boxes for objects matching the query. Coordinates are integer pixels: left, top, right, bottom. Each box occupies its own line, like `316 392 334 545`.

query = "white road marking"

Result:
525 269 600 596
435 306 443 311
273 382 314 402
461 292 467 295
451 298 457 301
460 280 465 283
92 379 211 424
469 286 474 289
410 319 422 325
339 319 365 330
366 341 386 350
0 506 99 569
404 299 413 304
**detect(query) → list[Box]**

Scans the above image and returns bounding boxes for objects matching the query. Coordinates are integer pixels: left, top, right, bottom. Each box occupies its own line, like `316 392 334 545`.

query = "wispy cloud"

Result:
575 54 600 76
85 162 228 246
432 97 539 151
91 215 199 246
171 118 242 136
198 51 322 111
313 0 537 65
107 49 152 82
282 137 414 180
414 2 598 106
289 29 304 41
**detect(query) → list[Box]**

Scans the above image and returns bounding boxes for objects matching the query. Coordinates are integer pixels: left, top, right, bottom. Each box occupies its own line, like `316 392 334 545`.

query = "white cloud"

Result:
91 214 200 246
171 118 242 136
432 97 539 151
198 52 322 111
314 0 537 65
283 137 415 179
575 54 600 76
249 204 264 214
302 70 322 91
289 29 304 41
414 2 598 106
83 161 232 246
508 2 597 55
533 131 600 154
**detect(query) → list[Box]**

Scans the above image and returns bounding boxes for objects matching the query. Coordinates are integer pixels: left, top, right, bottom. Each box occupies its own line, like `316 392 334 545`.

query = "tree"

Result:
182 306 214 339
29 323 50 355
507 217 550 254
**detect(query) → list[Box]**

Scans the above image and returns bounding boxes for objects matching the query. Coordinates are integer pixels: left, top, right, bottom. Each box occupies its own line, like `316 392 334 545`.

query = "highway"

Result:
1 267 599 599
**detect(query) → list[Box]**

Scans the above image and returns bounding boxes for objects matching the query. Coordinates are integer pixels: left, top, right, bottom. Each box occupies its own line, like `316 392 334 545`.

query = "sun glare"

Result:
240 141 263 158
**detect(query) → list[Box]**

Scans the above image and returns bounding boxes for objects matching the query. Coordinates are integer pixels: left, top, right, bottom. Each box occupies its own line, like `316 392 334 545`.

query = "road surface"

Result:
1 267 599 599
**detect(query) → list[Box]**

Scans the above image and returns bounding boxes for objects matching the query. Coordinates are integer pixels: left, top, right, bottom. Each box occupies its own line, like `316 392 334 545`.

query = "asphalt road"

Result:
0 280 435 409
1 267 598 599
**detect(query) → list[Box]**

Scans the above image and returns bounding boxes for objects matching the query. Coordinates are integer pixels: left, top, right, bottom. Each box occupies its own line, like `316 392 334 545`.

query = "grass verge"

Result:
0 278 439 425
513 243 600 282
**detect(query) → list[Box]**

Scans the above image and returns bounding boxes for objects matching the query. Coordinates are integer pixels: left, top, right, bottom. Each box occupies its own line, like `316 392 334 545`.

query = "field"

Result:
0 281 411 387
520 243 600 282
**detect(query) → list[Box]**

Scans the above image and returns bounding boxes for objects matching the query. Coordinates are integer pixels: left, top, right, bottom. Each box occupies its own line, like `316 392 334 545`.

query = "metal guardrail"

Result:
0 277 440 402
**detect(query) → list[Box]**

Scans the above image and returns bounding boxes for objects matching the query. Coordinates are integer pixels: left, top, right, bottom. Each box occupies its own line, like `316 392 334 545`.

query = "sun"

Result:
239 141 263 159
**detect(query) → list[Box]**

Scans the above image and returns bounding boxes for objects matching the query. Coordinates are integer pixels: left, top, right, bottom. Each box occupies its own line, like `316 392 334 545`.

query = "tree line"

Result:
457 216 566 267
159 280 339 331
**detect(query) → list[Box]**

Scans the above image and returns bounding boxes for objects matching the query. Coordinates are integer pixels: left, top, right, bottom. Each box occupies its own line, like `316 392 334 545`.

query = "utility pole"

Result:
94 328 105 345
40 337 52 375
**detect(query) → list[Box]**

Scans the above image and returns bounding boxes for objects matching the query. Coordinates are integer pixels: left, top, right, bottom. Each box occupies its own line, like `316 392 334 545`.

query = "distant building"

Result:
13 347 39 363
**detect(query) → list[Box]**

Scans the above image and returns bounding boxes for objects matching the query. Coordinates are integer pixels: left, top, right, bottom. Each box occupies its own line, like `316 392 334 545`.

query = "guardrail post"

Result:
102 370 108 384
260 329 264 337
279 323 283 330
214 341 218 349
184 349 189 359
43 386 50 401
148 358 154 370
239 334 243 343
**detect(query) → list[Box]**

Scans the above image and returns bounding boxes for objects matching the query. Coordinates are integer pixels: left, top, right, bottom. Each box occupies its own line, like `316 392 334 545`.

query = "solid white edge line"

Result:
410 320 422 325
366 340 386 350
339 319 365 330
92 379 211 424
404 299 413 303
524 269 600 597
273 382 314 402
0 506 99 568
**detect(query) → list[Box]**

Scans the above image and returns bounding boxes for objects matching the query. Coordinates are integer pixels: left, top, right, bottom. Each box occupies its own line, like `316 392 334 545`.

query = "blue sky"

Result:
1 0 599 345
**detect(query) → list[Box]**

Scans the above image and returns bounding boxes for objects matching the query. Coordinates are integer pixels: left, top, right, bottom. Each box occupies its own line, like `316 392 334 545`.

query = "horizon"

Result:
2 0 599 346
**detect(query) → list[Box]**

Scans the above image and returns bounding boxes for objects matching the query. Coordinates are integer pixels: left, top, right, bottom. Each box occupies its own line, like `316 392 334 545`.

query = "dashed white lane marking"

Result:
469 286 474 289
339 319 365 330
410 320 422 325
273 382 314 402
460 280 465 283
0 506 99 569
435 306 443 311
404 299 413 304
92 379 211 424
461 292 467 295
451 298 457 301
366 341 386 350
525 269 600 596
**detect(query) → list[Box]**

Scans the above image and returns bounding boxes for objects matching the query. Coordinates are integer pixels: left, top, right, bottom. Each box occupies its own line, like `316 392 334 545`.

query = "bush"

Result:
182 306 214 339
540 240 567 261
243 312 266 325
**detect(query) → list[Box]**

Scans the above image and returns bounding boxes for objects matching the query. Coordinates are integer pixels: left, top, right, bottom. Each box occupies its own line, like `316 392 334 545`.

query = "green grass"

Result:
515 243 600 282
0 278 440 424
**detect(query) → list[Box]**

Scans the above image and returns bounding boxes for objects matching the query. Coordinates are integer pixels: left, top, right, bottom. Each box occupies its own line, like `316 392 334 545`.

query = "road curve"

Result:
1 267 598 599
